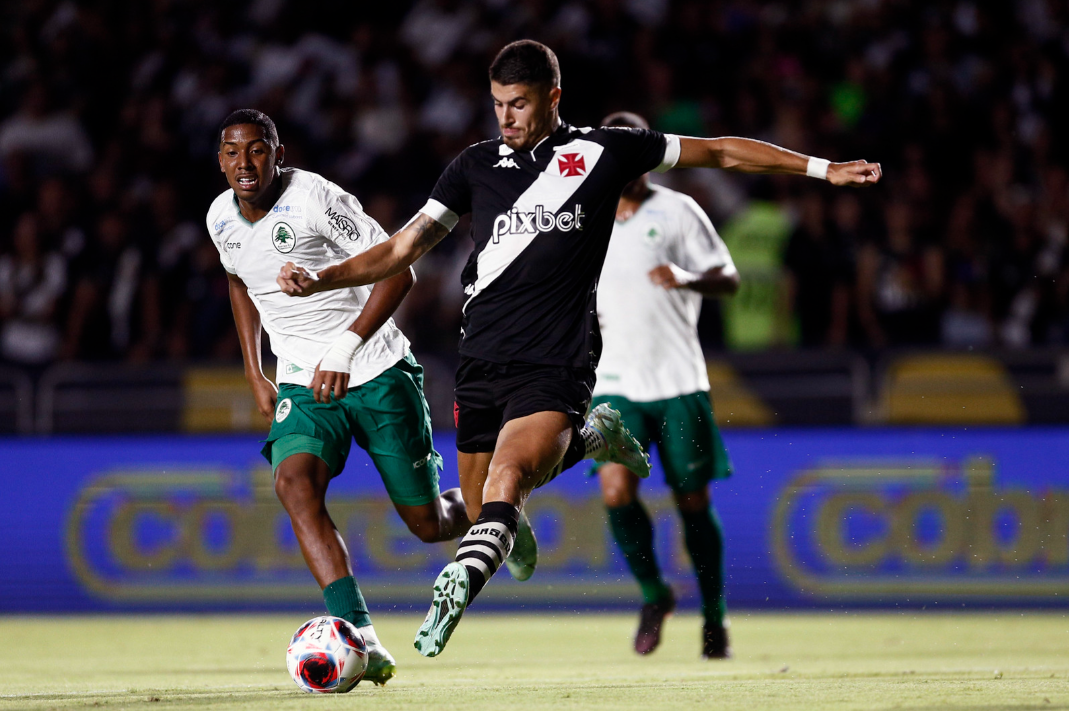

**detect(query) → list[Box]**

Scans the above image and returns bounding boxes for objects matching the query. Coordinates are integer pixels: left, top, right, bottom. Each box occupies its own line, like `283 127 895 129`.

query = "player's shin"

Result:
455 501 518 601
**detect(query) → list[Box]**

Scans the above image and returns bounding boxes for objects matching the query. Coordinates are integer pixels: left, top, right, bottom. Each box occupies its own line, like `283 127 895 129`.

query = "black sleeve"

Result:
599 127 669 181
429 150 472 218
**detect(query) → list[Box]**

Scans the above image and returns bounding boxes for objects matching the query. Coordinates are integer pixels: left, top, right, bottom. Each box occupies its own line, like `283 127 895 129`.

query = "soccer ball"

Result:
286 616 369 693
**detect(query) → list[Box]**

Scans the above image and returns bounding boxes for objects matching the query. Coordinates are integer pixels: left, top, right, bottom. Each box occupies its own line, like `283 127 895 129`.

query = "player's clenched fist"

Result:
277 261 322 296
827 160 882 187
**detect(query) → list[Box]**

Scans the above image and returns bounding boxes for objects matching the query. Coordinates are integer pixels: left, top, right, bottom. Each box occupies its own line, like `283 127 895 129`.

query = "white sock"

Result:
360 624 381 646
581 426 607 459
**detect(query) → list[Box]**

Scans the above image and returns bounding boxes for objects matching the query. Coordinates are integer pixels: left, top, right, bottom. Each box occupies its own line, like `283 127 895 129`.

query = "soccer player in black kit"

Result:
278 40 882 657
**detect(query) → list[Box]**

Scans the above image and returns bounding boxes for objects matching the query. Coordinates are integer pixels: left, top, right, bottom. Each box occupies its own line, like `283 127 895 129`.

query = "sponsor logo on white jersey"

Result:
272 204 303 215
324 207 358 241
493 157 520 169
272 222 296 253
491 205 585 244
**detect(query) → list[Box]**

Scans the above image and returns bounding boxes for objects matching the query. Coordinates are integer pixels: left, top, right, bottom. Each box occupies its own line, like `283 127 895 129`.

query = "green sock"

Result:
607 501 671 605
323 575 371 628
680 506 727 627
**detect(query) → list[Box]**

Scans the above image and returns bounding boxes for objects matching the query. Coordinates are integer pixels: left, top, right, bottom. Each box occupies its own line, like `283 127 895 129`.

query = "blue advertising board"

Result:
0 429 1066 612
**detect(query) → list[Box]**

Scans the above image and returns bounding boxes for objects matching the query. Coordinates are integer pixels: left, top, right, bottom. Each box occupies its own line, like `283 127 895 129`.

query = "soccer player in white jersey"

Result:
594 111 740 659
208 109 481 684
276 41 881 658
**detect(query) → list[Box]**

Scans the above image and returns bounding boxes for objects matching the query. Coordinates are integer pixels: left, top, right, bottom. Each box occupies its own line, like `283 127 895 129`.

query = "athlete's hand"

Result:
249 376 278 422
827 160 882 187
310 362 349 403
277 262 322 297
648 263 695 290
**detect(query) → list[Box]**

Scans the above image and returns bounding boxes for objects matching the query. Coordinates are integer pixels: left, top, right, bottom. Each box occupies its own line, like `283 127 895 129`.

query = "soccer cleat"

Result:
634 589 675 655
702 620 732 659
362 639 397 686
587 403 651 478
414 562 469 657
504 508 537 581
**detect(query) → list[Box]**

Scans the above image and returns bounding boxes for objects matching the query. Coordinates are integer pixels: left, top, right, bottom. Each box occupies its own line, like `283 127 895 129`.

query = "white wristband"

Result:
807 157 830 180
666 262 699 287
319 331 364 373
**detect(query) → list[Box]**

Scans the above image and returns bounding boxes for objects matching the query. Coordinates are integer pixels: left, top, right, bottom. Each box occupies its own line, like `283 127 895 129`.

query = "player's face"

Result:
218 124 285 204
492 81 561 151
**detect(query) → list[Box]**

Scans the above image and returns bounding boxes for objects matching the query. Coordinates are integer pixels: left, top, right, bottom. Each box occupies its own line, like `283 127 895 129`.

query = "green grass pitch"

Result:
0 612 1066 710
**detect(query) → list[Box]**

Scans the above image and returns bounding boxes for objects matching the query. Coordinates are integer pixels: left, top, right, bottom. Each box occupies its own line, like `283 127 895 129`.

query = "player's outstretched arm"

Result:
277 213 450 297
227 271 278 420
649 264 740 297
676 137 882 187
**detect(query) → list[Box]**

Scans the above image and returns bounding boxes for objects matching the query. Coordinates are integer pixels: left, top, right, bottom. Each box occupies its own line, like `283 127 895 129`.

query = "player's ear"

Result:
275 144 285 166
548 86 561 112
217 150 224 173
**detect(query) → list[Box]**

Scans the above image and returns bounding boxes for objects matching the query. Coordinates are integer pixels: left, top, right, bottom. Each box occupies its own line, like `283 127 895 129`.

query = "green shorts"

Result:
261 352 443 507
591 391 733 493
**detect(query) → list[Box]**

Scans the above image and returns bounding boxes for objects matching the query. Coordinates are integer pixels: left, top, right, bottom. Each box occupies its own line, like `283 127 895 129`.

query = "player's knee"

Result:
673 488 709 513
599 465 636 508
273 467 318 511
601 480 634 508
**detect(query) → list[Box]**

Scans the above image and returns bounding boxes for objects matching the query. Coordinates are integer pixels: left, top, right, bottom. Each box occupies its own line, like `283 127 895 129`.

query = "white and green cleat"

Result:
414 562 469 657
587 403 651 478
505 508 537 581
362 640 397 686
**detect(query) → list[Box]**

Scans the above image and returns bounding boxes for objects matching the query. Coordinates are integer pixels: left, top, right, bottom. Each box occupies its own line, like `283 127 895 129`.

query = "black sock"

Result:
454 501 518 603
607 501 671 605
680 506 726 627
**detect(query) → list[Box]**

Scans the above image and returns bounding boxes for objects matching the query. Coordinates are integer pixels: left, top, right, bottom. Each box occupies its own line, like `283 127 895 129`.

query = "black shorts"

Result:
454 356 596 454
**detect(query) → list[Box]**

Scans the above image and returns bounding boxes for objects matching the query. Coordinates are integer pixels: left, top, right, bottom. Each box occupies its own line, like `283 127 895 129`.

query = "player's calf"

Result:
394 488 471 543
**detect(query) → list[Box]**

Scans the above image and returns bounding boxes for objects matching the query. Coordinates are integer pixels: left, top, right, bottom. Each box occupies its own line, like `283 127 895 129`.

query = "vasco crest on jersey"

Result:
272 221 296 253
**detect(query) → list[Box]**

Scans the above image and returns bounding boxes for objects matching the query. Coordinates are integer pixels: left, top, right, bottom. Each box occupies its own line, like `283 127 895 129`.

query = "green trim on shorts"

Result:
269 433 345 477
261 352 442 507
590 391 733 493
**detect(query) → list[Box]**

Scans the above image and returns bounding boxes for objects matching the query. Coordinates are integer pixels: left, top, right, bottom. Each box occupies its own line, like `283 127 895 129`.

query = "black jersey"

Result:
426 122 674 369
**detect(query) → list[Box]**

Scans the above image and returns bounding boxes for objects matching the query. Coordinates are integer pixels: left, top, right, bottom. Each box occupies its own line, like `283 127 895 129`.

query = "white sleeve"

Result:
205 212 237 274
310 183 390 257
675 195 736 276
653 134 681 173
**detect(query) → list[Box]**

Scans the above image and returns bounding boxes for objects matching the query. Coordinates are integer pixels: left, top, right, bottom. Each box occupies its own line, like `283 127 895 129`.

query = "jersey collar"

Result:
231 168 292 226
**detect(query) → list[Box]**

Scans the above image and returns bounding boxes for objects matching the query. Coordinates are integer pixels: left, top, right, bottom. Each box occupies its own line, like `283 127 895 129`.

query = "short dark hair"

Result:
218 109 279 147
489 40 560 88
602 111 649 130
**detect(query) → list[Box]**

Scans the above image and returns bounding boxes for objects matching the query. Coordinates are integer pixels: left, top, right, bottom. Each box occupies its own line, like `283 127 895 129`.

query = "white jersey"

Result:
205 168 409 388
594 184 735 402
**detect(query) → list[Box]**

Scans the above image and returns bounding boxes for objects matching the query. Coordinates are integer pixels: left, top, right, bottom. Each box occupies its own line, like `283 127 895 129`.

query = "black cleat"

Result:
634 589 675 655
702 620 732 659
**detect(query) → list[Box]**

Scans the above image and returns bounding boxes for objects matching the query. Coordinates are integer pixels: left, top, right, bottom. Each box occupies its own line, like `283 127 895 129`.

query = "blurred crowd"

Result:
0 0 1068 370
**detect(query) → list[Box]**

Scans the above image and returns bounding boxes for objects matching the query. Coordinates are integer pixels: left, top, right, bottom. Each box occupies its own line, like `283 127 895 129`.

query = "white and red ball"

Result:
286 616 368 693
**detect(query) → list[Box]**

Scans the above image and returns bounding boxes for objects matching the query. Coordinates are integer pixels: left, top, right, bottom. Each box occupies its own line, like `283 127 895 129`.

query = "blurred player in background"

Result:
276 40 881 658
594 111 739 659
208 109 476 684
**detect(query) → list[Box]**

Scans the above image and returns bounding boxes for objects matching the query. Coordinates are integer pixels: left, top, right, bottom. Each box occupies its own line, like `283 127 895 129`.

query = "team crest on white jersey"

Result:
272 222 296 253
643 222 665 247
493 157 519 169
